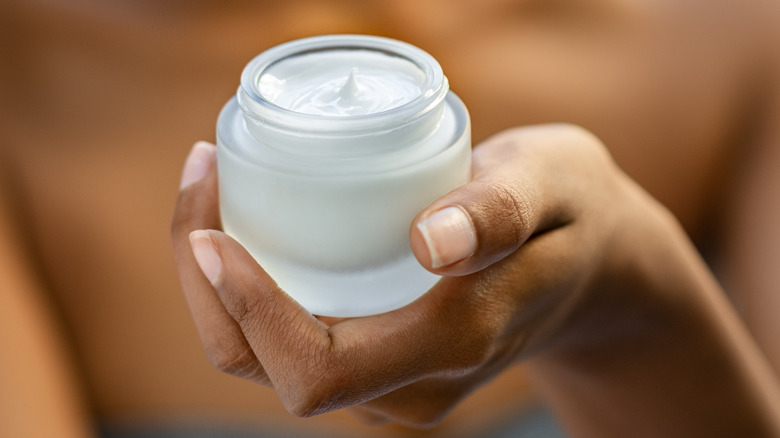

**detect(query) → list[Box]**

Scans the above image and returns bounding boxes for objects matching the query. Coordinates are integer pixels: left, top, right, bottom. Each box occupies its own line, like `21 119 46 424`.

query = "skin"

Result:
172 126 780 436
1 0 779 436
0 178 95 438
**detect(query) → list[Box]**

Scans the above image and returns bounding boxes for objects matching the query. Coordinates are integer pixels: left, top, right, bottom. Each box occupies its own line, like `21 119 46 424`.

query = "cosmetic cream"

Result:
217 35 470 317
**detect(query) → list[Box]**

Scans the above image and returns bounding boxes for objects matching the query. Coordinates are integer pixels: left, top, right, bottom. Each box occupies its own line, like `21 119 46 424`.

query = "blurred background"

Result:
0 0 776 437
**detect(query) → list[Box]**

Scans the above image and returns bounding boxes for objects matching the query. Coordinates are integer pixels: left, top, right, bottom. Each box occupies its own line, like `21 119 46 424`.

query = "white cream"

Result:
217 35 471 317
258 51 425 116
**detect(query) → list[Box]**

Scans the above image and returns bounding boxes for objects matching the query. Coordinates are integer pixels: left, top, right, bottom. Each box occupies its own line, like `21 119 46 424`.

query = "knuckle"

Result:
269 346 338 417
486 181 534 246
225 292 266 332
278 375 335 417
553 122 595 140
283 394 325 418
276 351 354 417
204 337 258 377
556 123 614 166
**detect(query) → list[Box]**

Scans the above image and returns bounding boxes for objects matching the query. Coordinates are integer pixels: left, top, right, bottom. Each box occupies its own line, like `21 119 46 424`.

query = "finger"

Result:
198 226 513 416
357 223 596 428
354 376 472 429
171 142 270 386
190 229 343 414
194 126 610 417
352 300 528 429
410 124 608 276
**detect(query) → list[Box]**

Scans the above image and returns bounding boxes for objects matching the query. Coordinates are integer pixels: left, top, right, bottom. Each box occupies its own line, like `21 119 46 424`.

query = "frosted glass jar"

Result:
216 35 471 317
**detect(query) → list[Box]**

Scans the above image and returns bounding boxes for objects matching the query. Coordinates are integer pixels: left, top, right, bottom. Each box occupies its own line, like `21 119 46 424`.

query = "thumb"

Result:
410 180 537 276
410 126 581 276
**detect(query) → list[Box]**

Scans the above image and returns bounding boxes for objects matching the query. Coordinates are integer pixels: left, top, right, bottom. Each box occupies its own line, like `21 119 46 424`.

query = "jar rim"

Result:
237 34 448 136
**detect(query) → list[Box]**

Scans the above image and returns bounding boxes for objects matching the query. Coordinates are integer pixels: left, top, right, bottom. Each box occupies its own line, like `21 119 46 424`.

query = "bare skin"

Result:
1 0 779 436
173 126 780 436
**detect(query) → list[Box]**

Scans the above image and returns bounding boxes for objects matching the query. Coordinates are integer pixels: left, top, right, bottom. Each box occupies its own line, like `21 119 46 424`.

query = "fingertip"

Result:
412 206 477 271
189 229 222 285
194 140 216 148
410 221 433 269
180 141 217 190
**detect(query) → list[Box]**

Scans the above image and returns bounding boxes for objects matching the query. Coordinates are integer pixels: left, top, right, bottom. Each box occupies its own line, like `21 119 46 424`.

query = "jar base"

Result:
237 247 440 317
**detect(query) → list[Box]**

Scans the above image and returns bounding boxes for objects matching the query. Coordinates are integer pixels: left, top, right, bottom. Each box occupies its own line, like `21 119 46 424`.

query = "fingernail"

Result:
416 206 477 269
189 230 222 285
180 141 216 189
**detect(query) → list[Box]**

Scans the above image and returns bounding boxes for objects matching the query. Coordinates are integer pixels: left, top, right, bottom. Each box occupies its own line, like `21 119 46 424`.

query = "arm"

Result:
421 126 780 436
0 179 95 438
722 40 780 376
172 126 780 435
523 178 780 437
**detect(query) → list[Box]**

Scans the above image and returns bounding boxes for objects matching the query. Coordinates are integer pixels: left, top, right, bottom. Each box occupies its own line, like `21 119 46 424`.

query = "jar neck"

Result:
236 35 449 158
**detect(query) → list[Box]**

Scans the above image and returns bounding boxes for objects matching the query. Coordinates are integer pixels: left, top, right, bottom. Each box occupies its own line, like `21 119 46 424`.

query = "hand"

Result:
170 125 684 427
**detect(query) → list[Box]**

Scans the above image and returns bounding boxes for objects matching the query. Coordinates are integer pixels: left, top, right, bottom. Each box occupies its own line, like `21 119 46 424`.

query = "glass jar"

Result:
216 35 470 317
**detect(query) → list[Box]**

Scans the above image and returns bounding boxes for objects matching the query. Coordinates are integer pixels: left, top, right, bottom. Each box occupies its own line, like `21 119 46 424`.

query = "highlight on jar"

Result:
216 35 471 317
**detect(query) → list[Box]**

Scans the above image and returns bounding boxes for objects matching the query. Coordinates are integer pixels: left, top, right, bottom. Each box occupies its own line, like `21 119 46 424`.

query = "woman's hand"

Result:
171 125 780 434
170 124 644 424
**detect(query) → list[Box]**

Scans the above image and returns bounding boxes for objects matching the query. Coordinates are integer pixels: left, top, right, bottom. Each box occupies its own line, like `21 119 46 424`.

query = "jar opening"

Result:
237 35 448 140
257 49 426 117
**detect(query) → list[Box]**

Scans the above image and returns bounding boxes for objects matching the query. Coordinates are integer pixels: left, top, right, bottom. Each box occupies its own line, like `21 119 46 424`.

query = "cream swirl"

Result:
258 50 424 117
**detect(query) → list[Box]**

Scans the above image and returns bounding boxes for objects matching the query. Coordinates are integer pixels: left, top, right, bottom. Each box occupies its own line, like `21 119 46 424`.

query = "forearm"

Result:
524 209 780 437
0 279 96 438
722 42 780 375
0 185 95 438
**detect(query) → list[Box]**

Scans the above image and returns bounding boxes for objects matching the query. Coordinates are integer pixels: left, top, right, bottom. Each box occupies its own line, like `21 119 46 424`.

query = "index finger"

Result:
198 228 511 416
171 142 269 385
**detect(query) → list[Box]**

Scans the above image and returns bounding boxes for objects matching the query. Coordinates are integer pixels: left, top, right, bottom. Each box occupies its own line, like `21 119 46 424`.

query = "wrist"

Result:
524 190 780 435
